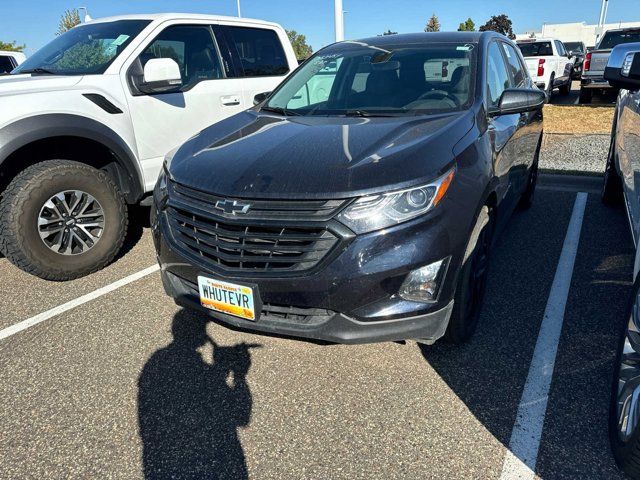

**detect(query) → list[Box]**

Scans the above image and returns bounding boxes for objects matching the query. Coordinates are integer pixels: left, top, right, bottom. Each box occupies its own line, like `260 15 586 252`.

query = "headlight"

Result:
337 168 455 234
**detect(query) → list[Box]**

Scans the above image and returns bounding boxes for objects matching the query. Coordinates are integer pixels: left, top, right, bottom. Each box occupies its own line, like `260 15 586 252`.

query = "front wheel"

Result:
0 160 128 281
559 78 571 95
445 207 493 344
602 131 623 206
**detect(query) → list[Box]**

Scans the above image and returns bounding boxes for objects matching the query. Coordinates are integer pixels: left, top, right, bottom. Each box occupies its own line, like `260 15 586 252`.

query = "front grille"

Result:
166 182 346 274
261 304 334 325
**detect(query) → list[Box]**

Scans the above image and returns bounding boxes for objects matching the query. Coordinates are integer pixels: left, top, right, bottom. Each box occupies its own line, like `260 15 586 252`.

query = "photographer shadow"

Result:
138 309 259 480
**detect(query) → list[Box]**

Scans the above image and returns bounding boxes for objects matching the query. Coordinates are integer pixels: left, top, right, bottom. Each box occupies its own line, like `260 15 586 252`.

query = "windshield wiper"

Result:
17 68 57 75
343 109 408 117
260 105 301 116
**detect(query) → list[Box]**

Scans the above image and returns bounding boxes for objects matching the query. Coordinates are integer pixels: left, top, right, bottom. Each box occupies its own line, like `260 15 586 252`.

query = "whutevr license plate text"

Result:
197 276 256 321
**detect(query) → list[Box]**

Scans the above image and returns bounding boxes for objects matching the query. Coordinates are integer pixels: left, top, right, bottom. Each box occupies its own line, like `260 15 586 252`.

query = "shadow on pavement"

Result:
137 309 261 480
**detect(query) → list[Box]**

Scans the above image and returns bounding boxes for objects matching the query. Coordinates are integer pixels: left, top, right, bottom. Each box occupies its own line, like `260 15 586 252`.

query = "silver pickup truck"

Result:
580 27 640 103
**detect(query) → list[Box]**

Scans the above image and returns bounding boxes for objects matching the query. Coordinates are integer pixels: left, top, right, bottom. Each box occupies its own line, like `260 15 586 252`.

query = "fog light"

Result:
399 258 450 303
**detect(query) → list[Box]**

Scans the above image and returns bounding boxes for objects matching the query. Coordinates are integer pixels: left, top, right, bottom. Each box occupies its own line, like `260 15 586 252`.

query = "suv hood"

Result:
170 109 474 200
0 74 83 97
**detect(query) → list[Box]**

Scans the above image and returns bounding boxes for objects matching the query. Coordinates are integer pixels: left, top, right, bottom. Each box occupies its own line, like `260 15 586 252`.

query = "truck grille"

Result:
166 182 346 275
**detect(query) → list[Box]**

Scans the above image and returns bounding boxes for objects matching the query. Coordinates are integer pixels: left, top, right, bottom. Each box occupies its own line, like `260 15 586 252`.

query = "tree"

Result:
424 14 441 32
479 14 515 39
381 30 398 36
458 18 476 32
57 9 81 36
286 30 313 61
0 40 25 52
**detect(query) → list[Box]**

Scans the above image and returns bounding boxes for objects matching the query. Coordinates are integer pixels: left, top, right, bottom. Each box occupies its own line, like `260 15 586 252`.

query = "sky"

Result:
3 0 639 55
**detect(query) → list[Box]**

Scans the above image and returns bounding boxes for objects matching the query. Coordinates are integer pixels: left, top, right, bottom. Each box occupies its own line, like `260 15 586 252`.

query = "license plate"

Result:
197 276 257 321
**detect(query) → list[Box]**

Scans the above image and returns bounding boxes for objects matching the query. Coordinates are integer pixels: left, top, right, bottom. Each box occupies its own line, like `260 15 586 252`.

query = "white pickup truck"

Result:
517 38 574 100
0 14 297 280
0 51 26 74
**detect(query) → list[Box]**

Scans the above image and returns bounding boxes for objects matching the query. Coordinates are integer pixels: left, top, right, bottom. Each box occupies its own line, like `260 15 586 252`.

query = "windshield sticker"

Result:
457 44 474 51
111 34 130 47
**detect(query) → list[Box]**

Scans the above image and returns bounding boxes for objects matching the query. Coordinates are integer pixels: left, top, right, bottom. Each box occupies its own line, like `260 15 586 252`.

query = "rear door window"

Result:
0 56 15 74
224 26 289 77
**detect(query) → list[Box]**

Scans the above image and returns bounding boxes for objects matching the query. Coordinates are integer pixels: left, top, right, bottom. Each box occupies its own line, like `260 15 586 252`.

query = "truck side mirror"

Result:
139 58 183 95
253 91 271 105
605 42 640 91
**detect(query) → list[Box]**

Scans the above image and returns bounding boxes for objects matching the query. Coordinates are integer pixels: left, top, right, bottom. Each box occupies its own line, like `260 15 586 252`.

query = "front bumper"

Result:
153 197 469 344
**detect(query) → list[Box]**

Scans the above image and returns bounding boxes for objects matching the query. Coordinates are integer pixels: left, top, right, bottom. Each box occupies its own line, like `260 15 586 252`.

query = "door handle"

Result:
220 95 241 106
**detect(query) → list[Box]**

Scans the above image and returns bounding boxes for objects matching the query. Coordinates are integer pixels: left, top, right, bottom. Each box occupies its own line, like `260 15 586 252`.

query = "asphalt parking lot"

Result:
0 175 635 479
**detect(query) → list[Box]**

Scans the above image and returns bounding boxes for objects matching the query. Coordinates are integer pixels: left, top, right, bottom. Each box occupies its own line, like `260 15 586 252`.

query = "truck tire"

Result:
545 74 555 103
579 88 593 104
445 206 493 344
602 130 623 206
559 77 571 95
0 160 128 281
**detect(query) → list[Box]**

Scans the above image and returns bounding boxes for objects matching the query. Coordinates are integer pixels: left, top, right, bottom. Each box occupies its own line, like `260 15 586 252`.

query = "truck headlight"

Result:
337 168 454 234
399 257 450 303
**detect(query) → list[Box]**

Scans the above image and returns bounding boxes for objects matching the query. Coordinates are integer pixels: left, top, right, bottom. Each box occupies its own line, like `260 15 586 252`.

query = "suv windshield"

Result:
13 20 150 76
598 30 640 49
564 42 584 54
517 42 553 57
265 41 477 116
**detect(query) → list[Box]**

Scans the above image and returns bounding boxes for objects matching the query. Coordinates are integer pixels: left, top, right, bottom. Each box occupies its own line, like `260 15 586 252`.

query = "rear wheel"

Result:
602 129 623 206
0 160 128 280
579 88 593 104
445 207 493 344
610 283 640 479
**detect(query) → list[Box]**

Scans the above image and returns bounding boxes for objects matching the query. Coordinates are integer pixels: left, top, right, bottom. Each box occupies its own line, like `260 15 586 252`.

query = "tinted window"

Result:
565 42 584 53
599 30 640 49
0 56 15 74
487 42 511 107
517 42 553 57
226 27 288 77
267 42 476 115
141 25 223 88
14 20 149 75
501 43 526 87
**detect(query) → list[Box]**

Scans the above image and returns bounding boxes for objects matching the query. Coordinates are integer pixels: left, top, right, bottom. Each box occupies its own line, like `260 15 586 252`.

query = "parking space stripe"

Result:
499 192 588 480
0 264 160 342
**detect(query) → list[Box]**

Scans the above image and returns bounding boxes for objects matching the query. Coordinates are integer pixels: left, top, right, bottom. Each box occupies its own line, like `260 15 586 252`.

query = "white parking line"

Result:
0 264 160 341
500 192 588 480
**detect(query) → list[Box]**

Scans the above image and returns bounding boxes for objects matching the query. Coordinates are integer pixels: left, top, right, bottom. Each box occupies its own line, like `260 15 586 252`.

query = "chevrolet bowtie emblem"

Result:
214 199 251 215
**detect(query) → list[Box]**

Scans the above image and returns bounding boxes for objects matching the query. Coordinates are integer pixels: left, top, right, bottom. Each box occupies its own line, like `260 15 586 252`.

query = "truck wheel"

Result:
559 78 571 95
610 280 640 479
0 160 128 281
579 88 593 104
545 74 555 103
602 131 623 206
445 207 493 344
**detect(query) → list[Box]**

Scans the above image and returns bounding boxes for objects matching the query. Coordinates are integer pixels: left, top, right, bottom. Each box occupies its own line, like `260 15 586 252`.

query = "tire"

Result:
519 145 540 210
445 206 493 344
559 77 571 95
602 129 623 206
545 74 555 103
579 88 593 104
609 280 640 479
0 160 128 281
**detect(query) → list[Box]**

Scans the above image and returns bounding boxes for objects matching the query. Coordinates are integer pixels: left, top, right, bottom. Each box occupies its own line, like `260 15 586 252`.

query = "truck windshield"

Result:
599 30 640 49
265 41 477 116
564 42 584 54
517 42 553 57
13 20 150 76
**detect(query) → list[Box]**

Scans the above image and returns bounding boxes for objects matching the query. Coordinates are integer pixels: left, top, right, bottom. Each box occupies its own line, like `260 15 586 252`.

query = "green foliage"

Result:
479 14 515 39
381 30 398 36
57 9 81 36
286 30 313 61
425 14 441 33
458 18 476 32
54 41 109 72
0 40 26 52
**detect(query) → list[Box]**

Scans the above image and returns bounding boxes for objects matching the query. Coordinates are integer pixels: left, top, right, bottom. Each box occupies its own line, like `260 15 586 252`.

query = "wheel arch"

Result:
0 114 144 204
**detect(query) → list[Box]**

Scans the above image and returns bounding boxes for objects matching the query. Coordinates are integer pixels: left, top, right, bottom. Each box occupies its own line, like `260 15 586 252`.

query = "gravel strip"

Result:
540 133 609 176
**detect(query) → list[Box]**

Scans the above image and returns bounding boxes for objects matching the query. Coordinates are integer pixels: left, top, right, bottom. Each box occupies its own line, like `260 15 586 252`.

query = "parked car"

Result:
153 32 545 345
517 38 573 100
0 50 26 74
600 41 640 478
0 14 297 280
564 41 586 79
581 27 640 103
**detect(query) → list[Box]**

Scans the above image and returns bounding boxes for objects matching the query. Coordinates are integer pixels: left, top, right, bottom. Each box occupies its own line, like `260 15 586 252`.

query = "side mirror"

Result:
605 42 640 91
489 88 546 116
253 91 271 105
139 58 182 94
